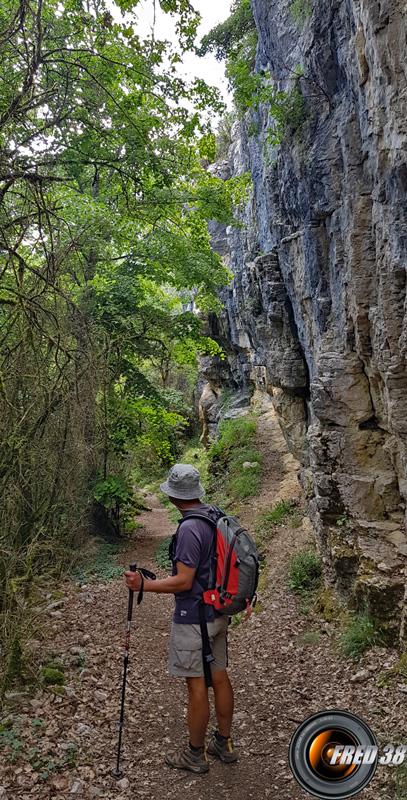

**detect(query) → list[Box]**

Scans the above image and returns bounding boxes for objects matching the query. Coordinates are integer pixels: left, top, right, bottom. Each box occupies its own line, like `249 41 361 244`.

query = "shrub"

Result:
208 416 262 504
288 550 322 593
92 475 137 537
339 615 382 660
265 83 307 146
198 0 256 62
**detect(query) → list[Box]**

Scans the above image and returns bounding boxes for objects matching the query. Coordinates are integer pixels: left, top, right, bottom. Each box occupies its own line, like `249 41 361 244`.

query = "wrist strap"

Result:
137 573 144 605
136 566 157 604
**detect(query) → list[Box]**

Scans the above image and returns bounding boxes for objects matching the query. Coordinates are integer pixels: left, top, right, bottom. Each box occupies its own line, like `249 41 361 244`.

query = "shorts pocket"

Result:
172 648 202 671
170 623 203 674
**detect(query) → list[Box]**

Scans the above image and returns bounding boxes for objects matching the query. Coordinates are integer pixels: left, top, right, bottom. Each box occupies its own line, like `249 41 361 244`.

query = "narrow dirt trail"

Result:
1 408 403 800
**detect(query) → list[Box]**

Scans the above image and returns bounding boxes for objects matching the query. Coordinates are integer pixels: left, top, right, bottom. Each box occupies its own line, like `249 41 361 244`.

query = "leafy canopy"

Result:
0 0 253 683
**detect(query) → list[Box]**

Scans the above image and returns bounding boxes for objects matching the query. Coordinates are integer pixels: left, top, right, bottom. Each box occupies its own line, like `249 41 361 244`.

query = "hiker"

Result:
124 463 238 775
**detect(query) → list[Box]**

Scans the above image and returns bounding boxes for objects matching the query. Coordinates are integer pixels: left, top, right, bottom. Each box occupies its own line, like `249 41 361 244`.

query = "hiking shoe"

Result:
165 745 209 774
207 732 239 763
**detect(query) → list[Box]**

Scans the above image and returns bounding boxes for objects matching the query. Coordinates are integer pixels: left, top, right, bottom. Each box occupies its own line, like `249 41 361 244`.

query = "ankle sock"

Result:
215 730 229 743
189 742 204 753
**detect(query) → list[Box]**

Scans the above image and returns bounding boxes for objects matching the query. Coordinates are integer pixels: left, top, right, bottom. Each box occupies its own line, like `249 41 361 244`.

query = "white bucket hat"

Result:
160 463 205 500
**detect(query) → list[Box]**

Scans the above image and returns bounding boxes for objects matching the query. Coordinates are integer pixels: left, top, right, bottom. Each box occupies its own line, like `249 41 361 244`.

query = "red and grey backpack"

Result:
175 506 260 685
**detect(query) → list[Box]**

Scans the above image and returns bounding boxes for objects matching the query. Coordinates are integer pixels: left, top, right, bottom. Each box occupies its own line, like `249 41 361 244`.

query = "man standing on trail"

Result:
124 463 238 775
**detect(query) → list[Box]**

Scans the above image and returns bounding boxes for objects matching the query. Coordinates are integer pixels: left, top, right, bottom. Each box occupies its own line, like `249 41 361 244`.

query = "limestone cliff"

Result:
201 0 407 641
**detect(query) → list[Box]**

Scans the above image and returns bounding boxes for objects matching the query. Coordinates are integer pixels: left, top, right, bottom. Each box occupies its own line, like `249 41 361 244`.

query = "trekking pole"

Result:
112 562 138 780
112 562 156 779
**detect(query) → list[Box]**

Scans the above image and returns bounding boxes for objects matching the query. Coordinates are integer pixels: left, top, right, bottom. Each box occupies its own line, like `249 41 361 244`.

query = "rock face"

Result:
203 0 407 641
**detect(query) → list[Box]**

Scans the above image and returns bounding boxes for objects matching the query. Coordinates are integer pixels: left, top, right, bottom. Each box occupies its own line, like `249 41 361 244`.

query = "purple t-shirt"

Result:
171 504 220 624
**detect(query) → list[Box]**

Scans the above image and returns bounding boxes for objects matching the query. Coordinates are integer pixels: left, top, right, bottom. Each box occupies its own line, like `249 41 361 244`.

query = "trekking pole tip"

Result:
111 767 124 779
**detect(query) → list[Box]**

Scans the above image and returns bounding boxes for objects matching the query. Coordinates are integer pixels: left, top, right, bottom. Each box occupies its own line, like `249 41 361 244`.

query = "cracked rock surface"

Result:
201 0 407 641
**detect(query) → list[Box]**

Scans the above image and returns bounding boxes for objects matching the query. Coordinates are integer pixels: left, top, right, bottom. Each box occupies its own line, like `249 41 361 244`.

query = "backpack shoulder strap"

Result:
176 509 222 591
177 513 217 527
177 506 224 528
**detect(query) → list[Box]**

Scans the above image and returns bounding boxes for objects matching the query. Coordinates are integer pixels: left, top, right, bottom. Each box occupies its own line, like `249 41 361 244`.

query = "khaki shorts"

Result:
168 615 229 678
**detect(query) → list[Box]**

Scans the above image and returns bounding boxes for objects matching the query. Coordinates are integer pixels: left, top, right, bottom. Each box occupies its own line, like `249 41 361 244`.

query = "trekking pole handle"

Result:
127 563 138 620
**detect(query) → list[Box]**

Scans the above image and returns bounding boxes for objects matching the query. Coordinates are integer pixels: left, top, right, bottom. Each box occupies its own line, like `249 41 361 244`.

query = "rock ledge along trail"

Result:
1 407 405 800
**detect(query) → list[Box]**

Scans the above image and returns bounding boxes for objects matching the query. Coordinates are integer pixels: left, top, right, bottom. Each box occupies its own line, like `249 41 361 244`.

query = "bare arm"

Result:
124 562 196 594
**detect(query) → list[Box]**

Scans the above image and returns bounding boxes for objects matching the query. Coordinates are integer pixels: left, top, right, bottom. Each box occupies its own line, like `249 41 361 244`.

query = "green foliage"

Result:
208 416 262 505
159 495 181 524
376 653 407 689
312 587 341 623
265 84 307 146
0 723 23 761
288 550 323 593
395 760 407 799
198 0 256 62
0 0 246 679
394 653 407 679
156 536 172 570
41 667 65 686
256 500 300 547
0 717 78 773
198 0 257 115
339 615 382 660
72 542 125 584
181 440 210 486
200 0 307 143
229 468 261 500
93 476 134 508
290 0 312 26
62 742 79 769
93 475 137 535
209 417 257 458
229 611 245 628
257 499 298 529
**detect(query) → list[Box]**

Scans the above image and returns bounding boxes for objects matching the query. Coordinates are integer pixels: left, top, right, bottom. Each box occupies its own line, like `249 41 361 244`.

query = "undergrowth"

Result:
0 716 79 776
156 536 172 571
255 499 300 546
288 550 323 594
72 542 126 585
339 614 383 660
395 759 407 800
208 416 262 508
376 652 407 689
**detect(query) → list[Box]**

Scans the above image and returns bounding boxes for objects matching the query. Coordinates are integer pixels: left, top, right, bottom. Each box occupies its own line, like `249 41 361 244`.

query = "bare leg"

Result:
211 669 234 737
186 676 210 748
